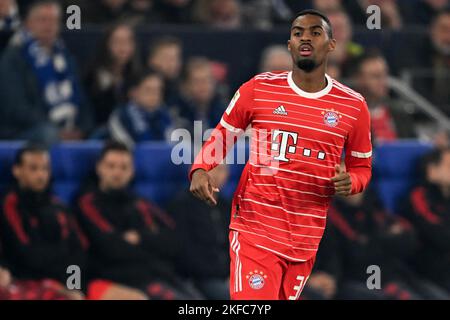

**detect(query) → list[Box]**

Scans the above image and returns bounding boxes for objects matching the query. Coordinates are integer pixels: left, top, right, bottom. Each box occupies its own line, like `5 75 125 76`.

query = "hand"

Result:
0 267 12 287
190 169 220 206
331 164 352 196
123 230 141 245
307 272 336 299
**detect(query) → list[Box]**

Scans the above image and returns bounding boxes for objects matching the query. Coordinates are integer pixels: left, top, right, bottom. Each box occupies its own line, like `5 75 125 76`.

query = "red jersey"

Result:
190 71 372 262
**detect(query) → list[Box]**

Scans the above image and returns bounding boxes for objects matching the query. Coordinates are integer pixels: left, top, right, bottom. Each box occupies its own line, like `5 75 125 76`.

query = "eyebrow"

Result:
291 25 325 31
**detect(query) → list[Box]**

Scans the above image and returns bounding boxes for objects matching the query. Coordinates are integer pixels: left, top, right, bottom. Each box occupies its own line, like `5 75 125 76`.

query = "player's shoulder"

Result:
329 77 366 106
252 71 290 83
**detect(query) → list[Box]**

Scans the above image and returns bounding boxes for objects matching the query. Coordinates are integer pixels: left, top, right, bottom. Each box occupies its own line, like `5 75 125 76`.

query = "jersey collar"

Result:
287 71 333 99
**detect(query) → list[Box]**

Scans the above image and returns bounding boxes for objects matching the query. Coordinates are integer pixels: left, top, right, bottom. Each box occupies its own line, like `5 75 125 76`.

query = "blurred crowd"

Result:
0 0 449 300
0 0 449 146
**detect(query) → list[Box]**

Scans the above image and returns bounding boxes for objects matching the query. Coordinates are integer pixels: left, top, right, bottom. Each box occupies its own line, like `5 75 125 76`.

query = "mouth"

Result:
299 44 313 57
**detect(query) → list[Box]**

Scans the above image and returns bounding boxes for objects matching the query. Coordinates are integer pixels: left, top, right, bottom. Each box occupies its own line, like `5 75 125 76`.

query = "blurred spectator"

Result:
153 0 194 24
123 0 161 26
75 141 203 299
146 36 183 104
353 51 417 143
107 70 173 146
402 148 450 293
167 164 231 299
320 187 448 299
0 241 76 299
192 0 242 29
399 9 450 116
327 59 342 80
240 0 273 29
81 0 128 25
402 0 450 26
259 45 292 72
0 0 20 32
171 57 226 133
0 144 149 300
327 9 364 77
0 0 92 145
0 144 86 300
85 23 142 127
313 0 342 12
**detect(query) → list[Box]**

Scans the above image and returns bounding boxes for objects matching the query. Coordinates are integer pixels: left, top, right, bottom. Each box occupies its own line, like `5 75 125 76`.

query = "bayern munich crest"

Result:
246 270 267 290
321 109 342 127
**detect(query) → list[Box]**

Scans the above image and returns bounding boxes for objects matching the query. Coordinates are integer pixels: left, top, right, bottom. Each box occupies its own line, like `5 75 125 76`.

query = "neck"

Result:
291 64 327 93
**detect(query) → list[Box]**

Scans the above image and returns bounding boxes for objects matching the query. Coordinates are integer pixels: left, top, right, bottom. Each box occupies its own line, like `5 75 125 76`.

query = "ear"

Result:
328 38 336 53
287 40 291 52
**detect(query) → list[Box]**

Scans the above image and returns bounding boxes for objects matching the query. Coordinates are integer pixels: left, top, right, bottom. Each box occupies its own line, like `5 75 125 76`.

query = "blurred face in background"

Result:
109 25 136 67
0 0 14 17
356 57 389 101
148 43 182 80
313 0 342 12
131 74 164 111
13 152 51 193
97 151 134 191
426 0 449 10
328 11 351 44
26 3 61 48
209 0 241 27
102 0 127 10
184 62 215 106
260 47 292 72
431 13 450 56
428 150 450 189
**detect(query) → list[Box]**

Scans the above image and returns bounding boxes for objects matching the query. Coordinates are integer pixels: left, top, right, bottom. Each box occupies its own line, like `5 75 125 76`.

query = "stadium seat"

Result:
372 141 433 213
0 141 435 212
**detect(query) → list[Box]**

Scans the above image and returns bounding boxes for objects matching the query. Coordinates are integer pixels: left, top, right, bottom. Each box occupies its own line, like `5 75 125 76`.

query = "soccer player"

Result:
189 9 372 300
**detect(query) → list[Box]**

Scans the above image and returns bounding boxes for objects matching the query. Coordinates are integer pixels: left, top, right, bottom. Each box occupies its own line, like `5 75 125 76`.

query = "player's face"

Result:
288 14 336 72
13 152 51 193
97 151 134 191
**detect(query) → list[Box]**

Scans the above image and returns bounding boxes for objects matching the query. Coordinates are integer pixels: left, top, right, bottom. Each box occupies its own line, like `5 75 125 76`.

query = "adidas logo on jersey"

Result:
273 105 288 116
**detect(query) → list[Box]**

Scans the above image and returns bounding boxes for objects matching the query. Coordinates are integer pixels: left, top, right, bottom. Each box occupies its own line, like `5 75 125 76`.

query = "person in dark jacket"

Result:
107 70 173 147
402 147 450 293
317 186 448 299
0 144 148 300
170 57 226 134
167 164 231 299
0 144 87 299
0 0 93 145
352 51 418 143
75 141 203 300
84 22 142 127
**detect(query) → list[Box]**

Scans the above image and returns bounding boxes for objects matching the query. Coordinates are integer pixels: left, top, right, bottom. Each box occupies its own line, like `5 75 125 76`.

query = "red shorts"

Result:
229 230 316 300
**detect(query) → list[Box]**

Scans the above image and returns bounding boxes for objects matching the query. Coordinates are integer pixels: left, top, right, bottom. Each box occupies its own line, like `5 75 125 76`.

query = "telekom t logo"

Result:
270 129 326 162
271 130 298 162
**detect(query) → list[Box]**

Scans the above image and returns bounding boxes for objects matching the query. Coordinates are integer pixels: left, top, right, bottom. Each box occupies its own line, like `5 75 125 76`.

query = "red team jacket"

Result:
189 71 372 262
